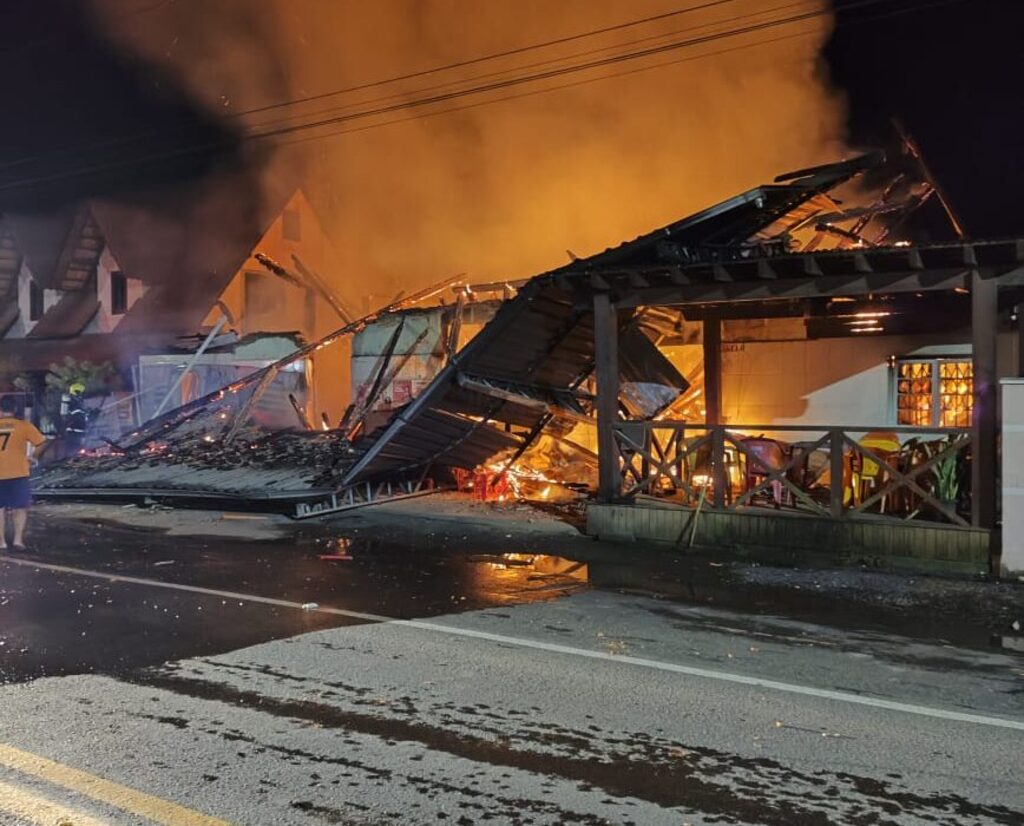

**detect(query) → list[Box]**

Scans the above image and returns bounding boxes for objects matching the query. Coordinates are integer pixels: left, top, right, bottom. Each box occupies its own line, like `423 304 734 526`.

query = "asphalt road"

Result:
0 509 1021 825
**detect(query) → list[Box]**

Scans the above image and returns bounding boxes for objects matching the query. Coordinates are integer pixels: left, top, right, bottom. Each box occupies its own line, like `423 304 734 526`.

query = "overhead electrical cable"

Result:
0 0 742 173
0 0 968 196
240 0 904 141
247 0 825 134
277 27 826 149
238 0 743 118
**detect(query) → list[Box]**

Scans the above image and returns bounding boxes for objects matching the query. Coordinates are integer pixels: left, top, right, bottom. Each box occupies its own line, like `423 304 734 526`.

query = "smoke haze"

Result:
93 0 847 301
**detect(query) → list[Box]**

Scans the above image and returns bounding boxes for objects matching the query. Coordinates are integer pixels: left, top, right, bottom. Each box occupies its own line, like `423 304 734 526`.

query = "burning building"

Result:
0 185 358 439
32 151 1024 576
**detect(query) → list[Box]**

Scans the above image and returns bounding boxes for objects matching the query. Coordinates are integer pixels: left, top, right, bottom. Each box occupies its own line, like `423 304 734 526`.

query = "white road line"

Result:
6 556 1024 733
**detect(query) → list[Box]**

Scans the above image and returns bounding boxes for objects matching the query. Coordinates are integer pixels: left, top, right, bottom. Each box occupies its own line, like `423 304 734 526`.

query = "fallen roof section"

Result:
341 155 887 486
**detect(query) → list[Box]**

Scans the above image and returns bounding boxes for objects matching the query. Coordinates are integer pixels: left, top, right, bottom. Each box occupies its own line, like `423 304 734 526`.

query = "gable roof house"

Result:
0 179 352 424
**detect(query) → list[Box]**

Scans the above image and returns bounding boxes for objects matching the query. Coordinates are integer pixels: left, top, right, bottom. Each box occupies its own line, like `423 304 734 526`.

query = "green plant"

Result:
931 452 960 503
44 357 115 395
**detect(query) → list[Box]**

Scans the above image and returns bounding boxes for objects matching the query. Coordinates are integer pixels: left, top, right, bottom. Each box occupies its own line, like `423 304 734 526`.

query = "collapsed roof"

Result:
342 153 887 486
40 152 1013 510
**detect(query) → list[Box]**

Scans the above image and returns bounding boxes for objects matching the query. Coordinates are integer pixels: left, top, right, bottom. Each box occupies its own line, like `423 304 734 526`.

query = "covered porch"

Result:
587 238 1024 574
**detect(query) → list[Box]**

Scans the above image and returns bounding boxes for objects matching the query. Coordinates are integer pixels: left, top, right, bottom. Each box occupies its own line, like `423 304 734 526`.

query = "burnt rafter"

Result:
581 239 1024 308
455 372 593 425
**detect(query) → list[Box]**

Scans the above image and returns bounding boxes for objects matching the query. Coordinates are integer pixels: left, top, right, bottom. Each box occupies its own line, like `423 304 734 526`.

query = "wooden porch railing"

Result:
613 422 975 527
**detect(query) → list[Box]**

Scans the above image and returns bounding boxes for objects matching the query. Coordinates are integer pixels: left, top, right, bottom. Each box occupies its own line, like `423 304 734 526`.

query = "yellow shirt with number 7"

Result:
0 417 47 480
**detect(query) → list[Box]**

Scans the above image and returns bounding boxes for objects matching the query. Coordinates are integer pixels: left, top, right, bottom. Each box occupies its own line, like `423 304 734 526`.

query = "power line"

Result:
278 27 825 149
244 0 883 141
0 0 906 193
0 0 741 175
247 0 823 135
288 0 971 150
240 0 742 118
0 0 968 196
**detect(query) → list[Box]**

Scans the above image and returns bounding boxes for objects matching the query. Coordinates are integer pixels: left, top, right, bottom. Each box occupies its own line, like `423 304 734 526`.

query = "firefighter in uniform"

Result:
62 382 89 455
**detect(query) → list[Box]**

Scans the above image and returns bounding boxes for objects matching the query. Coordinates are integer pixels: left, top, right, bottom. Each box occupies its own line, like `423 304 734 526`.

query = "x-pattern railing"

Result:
612 421 974 527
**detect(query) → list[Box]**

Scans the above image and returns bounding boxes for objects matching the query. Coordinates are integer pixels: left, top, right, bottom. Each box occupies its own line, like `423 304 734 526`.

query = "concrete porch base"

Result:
586 502 993 574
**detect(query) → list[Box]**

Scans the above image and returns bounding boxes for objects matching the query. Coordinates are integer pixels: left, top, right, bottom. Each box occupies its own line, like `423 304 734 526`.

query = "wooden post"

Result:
830 428 845 519
704 316 725 508
971 269 998 529
712 426 726 509
594 293 621 502
703 315 723 427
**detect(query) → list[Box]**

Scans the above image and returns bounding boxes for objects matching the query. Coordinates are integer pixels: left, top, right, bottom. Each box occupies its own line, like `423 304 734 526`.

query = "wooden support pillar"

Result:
703 315 723 427
594 293 621 502
704 316 726 507
829 428 845 519
971 270 998 529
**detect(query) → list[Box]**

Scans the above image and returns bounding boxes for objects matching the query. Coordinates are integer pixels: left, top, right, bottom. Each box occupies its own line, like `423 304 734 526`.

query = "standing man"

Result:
63 381 88 455
0 395 47 550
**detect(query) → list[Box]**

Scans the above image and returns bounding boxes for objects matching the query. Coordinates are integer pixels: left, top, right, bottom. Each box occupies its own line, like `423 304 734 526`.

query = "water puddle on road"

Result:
313 538 590 608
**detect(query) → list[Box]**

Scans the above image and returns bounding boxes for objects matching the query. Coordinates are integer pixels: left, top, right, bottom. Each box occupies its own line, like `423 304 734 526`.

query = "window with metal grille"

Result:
895 358 973 427
110 271 128 315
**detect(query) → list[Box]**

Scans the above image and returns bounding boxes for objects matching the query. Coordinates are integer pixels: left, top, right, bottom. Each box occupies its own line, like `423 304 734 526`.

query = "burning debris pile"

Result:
34 275 470 506
41 428 357 501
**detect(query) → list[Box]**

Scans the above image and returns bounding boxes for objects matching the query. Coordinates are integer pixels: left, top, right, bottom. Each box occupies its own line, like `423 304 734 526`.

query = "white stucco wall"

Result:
661 332 1015 430
92 246 146 334
1001 378 1024 575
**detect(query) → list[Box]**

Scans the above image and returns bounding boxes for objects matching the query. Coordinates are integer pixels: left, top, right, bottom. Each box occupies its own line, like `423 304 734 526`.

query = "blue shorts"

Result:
0 477 31 509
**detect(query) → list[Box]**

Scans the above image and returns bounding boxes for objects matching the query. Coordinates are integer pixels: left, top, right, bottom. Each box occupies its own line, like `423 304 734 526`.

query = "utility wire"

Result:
289 0 970 150
241 0 741 117
244 0 893 141
248 0 824 134
278 26 825 149
0 0 741 174
0 0 967 195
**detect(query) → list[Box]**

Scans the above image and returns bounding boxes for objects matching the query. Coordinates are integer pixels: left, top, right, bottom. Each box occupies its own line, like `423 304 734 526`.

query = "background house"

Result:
0 183 356 437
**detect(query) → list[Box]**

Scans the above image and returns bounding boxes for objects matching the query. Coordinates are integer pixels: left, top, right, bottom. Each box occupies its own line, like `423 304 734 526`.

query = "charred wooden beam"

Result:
292 254 357 323
445 290 467 363
223 365 280 444
971 269 998 531
455 373 592 426
594 293 621 502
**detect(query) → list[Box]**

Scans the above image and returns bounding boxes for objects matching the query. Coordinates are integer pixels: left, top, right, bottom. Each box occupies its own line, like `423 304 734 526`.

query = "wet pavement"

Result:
0 502 1021 824
0 515 588 684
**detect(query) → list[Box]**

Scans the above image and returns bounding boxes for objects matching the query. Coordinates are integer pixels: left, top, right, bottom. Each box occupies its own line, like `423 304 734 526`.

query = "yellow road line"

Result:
0 778 111 825
0 744 231 826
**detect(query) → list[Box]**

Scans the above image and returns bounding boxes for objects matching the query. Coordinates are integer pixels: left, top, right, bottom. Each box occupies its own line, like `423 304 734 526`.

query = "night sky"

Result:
0 0 1021 238
826 0 1024 239
0 0 241 209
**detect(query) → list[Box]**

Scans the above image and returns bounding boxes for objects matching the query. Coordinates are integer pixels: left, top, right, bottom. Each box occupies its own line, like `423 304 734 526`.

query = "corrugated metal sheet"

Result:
351 310 445 412
343 280 684 483
344 156 880 485
37 429 354 500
